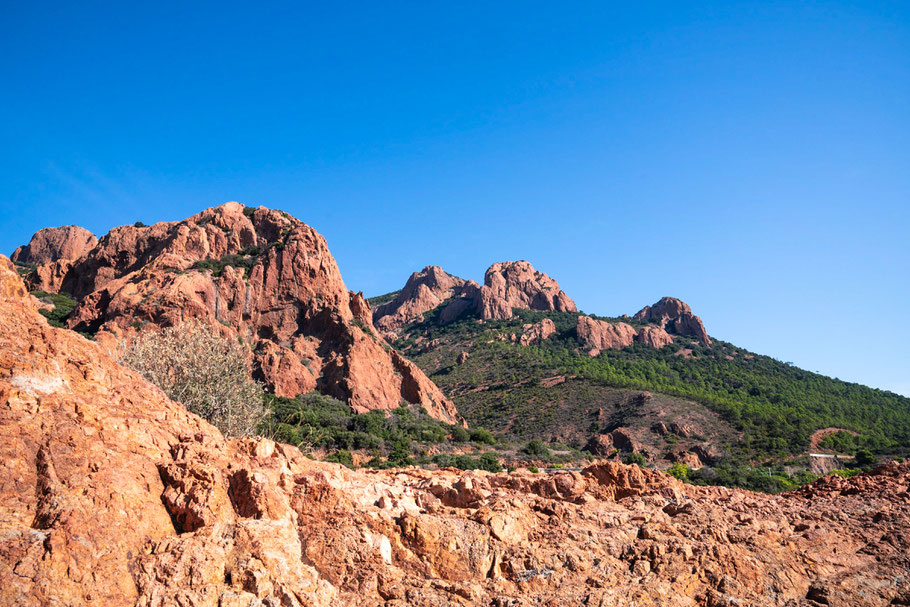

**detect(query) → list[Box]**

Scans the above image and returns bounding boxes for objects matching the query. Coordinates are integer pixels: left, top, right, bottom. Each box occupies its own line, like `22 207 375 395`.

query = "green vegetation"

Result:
395 308 910 462
522 439 550 459
430 452 502 472
30 291 78 328
263 391 494 454
685 464 821 493
366 290 401 308
667 462 690 480
193 252 258 278
14 262 37 277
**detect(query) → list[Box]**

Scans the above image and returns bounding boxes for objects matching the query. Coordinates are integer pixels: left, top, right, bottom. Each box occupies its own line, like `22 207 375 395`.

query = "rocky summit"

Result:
634 297 711 345
2 258 910 606
10 225 98 266
14 203 458 424
373 265 468 336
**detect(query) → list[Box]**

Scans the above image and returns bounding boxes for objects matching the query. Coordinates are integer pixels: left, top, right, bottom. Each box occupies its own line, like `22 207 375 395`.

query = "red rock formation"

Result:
438 260 576 322
636 324 673 348
35 203 458 423
25 259 74 293
634 296 711 345
373 266 467 334
519 318 557 346
476 260 576 320
2 265 910 606
11 225 97 265
576 315 637 355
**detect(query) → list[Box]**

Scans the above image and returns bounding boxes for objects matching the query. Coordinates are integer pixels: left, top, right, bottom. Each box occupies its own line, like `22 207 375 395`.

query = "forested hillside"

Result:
384 303 910 464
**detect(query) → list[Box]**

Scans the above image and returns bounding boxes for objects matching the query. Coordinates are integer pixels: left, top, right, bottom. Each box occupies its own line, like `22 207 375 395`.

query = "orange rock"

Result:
634 296 711 345
29 203 457 423
3 256 910 607
576 315 637 353
11 225 97 265
373 265 466 333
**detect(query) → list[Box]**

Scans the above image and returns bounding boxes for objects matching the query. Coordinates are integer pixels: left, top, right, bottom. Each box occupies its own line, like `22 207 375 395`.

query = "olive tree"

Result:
121 320 266 437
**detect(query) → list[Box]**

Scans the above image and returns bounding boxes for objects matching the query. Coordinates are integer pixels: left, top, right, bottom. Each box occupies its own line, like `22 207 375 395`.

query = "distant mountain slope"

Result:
379 263 910 466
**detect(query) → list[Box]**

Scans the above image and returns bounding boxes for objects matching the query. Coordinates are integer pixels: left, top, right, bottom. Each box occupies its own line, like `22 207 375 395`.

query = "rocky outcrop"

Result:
634 296 711 345
576 316 637 355
519 318 557 346
11 225 98 265
372 266 467 334
439 260 575 322
576 315 680 356
476 260 576 320
2 264 910 606
636 325 673 348
31 204 458 423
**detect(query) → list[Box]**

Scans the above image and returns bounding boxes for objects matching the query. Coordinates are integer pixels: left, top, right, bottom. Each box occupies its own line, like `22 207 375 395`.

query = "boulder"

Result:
636 325 673 349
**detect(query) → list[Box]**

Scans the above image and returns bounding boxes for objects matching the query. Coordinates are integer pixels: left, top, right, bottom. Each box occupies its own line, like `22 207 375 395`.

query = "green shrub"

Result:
324 449 354 468
667 462 690 481
469 428 496 445
622 452 647 466
522 439 550 459
450 425 470 442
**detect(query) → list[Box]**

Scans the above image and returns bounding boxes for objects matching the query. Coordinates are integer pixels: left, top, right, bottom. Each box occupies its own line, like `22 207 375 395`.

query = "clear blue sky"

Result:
2 2 908 395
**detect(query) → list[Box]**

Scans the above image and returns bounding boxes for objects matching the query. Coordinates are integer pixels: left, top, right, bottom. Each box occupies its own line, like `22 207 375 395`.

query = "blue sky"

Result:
1 2 908 395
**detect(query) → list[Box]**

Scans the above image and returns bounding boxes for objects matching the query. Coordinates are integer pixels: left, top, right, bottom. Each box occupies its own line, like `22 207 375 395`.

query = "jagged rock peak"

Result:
373 265 467 333
11 225 98 265
23 202 459 423
633 296 711 345
478 260 576 320
437 260 577 322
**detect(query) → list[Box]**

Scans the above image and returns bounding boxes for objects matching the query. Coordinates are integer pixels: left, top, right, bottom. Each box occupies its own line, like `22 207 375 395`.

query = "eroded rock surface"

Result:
2 258 910 607
11 225 98 265
634 296 711 345
577 315 638 355
439 260 576 322
373 266 467 335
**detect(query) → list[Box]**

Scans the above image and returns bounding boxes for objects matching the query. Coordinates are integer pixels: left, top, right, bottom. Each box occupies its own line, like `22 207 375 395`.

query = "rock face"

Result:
634 296 711 345
373 266 467 334
440 260 576 322
11 225 98 265
576 316 638 355
519 318 557 346
476 260 576 320
2 264 910 606
30 204 458 424
636 325 674 349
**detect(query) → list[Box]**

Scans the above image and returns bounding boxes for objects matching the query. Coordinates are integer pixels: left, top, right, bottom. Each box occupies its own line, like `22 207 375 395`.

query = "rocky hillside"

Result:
12 203 458 424
373 263 910 471
2 257 909 606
